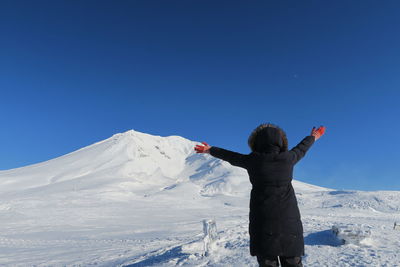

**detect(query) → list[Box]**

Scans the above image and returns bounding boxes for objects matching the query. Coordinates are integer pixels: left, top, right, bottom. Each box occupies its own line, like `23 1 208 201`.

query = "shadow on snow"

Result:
304 230 343 247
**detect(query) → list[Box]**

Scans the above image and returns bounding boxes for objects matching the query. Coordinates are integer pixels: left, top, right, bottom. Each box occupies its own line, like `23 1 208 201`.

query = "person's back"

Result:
195 123 326 267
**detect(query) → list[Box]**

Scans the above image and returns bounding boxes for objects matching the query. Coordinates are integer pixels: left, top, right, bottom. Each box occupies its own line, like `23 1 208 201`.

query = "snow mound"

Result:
332 224 372 245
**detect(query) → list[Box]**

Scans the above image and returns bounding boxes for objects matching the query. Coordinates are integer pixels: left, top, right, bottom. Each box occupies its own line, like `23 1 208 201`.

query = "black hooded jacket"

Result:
209 127 315 257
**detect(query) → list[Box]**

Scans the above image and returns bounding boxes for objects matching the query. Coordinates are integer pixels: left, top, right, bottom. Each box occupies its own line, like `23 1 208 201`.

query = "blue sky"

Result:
1 0 399 190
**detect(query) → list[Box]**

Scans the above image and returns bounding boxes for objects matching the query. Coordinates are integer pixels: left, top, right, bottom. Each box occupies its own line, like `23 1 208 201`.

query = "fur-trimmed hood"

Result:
248 123 288 153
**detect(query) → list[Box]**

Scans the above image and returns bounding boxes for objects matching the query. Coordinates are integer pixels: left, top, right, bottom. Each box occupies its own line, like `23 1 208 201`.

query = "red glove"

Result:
195 142 211 153
311 126 326 141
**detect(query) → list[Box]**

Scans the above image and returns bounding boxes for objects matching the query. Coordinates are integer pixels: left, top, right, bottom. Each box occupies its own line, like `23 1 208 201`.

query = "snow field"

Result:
0 130 399 266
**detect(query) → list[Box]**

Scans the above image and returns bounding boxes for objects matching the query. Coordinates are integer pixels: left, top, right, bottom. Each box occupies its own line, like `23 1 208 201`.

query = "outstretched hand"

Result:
195 142 211 154
311 126 326 141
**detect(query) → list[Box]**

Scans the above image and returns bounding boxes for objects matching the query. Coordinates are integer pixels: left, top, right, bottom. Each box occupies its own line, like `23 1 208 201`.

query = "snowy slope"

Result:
0 130 399 267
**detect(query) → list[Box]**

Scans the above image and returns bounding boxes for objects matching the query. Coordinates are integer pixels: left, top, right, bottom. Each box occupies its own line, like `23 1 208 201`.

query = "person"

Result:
194 123 326 267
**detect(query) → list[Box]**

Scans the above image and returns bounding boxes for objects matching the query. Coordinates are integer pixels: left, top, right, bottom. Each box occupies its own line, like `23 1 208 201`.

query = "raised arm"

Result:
194 142 249 169
289 126 326 164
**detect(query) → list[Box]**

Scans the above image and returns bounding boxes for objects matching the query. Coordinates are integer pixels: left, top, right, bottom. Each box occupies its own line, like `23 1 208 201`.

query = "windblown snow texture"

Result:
0 130 399 266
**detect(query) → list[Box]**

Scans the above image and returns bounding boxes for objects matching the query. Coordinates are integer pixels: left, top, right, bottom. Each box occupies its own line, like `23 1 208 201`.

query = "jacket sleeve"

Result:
209 147 249 169
289 136 315 164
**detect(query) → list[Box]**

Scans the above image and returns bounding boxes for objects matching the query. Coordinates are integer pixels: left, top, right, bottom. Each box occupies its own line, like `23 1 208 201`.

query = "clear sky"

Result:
1 0 399 190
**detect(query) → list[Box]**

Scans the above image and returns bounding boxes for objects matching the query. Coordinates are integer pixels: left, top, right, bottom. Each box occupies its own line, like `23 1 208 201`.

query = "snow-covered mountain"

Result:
0 130 399 267
0 130 251 198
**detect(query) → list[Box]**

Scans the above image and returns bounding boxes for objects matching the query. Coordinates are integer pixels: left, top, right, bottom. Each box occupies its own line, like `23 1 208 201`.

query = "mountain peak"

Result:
0 130 198 195
0 130 327 198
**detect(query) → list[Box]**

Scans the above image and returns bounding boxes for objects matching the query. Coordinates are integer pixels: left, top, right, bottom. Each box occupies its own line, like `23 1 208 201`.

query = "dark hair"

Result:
248 123 288 152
